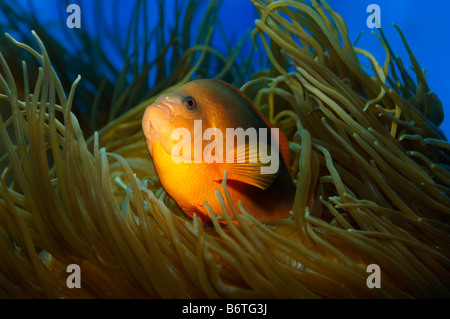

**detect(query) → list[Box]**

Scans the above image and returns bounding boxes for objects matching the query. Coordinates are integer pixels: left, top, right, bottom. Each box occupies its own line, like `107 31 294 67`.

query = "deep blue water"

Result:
2 0 449 138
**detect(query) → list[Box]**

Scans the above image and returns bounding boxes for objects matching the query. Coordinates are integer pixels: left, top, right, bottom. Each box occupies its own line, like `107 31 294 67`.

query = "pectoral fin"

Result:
214 142 277 190
214 79 291 167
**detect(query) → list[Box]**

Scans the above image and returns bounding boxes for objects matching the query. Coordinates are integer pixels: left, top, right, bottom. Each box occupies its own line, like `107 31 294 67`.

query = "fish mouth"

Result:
142 106 164 157
151 102 175 121
145 123 161 157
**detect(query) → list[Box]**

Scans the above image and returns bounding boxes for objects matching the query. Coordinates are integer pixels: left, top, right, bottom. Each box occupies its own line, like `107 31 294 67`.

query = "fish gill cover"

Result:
0 0 449 298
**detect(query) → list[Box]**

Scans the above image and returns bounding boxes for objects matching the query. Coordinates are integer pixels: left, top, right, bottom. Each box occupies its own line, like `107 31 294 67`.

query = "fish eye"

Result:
184 96 197 111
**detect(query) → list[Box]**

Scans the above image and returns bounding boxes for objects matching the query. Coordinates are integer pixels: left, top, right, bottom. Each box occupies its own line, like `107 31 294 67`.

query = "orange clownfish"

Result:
142 79 295 221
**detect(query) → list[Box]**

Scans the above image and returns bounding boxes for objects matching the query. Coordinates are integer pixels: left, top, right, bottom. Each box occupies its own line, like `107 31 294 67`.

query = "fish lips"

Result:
151 102 175 121
142 101 177 156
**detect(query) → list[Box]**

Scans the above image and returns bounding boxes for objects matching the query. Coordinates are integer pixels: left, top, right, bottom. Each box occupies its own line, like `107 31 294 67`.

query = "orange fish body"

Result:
142 79 295 221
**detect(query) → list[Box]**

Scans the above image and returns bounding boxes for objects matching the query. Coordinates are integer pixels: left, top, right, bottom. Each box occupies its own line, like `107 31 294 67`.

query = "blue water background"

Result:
2 0 449 138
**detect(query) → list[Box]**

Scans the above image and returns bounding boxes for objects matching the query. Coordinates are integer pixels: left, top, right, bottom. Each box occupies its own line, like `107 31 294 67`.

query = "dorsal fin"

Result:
214 79 291 168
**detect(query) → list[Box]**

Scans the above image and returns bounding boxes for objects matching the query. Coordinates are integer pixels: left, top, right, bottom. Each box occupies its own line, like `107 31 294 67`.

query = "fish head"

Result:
142 87 205 157
142 79 245 158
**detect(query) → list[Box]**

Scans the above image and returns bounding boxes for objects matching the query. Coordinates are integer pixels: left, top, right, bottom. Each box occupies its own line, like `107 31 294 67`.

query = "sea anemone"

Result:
0 0 449 298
